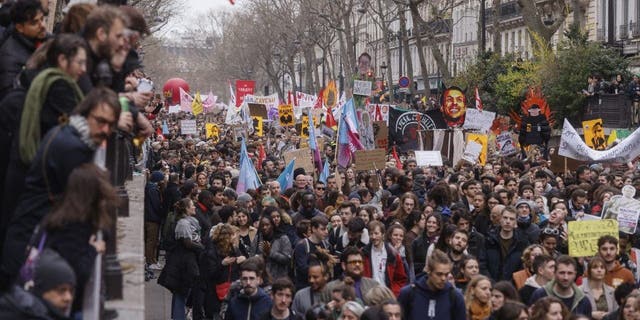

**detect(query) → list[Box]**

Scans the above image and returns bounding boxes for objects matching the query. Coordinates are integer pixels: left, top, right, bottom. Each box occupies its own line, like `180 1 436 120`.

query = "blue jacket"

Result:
529 280 592 315
398 275 466 320
485 228 530 281
226 287 272 320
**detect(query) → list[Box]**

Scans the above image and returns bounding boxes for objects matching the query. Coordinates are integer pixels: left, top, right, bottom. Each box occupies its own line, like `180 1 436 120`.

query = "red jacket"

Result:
362 243 408 296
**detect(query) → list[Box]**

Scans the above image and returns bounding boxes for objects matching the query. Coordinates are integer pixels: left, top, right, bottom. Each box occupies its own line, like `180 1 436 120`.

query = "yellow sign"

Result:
191 91 203 116
583 118 606 150
252 116 263 136
568 219 619 257
466 133 488 165
278 104 294 127
205 123 219 140
301 115 309 138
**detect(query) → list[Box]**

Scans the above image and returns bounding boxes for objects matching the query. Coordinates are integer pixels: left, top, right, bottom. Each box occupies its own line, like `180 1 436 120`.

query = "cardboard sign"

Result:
496 131 517 156
353 80 373 96
583 118 607 150
283 148 314 174
180 120 197 135
415 151 443 166
549 153 584 174
463 109 496 133
568 219 619 257
249 103 268 119
373 121 388 149
465 133 488 165
279 104 294 127
205 123 219 140
354 149 386 171
252 116 263 136
301 115 310 138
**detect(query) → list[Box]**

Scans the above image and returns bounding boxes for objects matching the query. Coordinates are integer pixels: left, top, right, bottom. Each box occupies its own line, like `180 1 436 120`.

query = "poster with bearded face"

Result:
441 86 467 128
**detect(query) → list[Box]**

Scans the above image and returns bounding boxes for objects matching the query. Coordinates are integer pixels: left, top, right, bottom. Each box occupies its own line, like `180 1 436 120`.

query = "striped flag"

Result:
337 98 364 168
475 87 483 111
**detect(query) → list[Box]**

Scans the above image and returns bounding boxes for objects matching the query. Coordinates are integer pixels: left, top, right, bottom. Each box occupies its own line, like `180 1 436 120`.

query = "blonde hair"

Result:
365 286 396 305
464 275 492 307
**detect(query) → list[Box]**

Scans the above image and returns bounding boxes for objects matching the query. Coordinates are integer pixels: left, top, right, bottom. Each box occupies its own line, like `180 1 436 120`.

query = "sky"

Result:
166 0 236 32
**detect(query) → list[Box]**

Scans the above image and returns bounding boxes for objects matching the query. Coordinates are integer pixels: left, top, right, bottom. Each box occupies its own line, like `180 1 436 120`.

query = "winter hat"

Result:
237 193 252 204
515 199 533 210
348 191 361 201
150 171 164 183
32 249 76 296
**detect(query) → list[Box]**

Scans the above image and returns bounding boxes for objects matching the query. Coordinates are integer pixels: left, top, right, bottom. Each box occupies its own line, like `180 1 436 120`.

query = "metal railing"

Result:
82 231 104 320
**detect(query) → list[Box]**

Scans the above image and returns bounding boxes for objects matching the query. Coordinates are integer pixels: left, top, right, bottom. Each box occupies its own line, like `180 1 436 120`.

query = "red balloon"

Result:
162 78 190 105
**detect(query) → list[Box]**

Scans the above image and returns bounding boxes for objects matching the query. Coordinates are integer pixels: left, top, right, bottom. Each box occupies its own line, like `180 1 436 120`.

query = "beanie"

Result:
32 249 76 296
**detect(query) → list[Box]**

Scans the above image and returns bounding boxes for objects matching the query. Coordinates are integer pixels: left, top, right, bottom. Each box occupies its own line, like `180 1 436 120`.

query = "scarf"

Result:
68 115 97 150
19 67 84 164
468 300 491 320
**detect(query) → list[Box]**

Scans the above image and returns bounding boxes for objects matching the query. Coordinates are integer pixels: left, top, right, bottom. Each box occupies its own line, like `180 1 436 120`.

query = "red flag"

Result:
287 91 293 106
313 89 324 109
374 104 383 122
475 86 483 111
325 105 337 127
257 144 266 171
229 0 235 4
392 146 402 170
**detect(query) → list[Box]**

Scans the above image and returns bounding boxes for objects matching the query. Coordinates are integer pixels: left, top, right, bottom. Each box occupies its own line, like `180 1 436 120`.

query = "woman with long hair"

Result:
198 223 244 318
388 192 419 225
256 214 292 280
42 164 117 315
362 221 408 296
492 301 529 320
619 291 640 320
465 275 493 320
411 212 442 277
455 256 480 292
235 208 258 257
491 281 520 312
530 296 570 320
580 256 618 320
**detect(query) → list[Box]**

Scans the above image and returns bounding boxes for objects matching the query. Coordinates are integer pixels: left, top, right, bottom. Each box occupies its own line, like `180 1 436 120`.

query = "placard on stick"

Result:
249 103 268 119
353 80 373 96
180 119 197 135
414 151 443 166
568 219 618 257
283 148 313 174
354 149 386 171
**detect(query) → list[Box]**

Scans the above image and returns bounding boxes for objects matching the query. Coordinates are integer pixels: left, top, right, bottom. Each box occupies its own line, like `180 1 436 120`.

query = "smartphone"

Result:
137 78 153 93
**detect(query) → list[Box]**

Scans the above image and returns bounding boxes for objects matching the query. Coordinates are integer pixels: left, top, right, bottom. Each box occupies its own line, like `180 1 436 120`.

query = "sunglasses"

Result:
316 187 326 190
542 228 559 235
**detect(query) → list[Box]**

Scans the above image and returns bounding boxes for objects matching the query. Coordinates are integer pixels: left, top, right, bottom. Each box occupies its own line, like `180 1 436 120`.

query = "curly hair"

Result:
530 297 569 320
211 223 238 256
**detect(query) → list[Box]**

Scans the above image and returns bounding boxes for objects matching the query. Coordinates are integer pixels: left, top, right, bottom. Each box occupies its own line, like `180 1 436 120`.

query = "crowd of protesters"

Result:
0 0 156 319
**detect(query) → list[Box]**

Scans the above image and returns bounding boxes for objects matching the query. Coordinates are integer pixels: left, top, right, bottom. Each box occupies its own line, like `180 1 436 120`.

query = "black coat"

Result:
158 242 200 296
162 182 181 219
485 228 530 281
0 124 94 285
45 222 98 314
0 285 68 320
0 28 37 100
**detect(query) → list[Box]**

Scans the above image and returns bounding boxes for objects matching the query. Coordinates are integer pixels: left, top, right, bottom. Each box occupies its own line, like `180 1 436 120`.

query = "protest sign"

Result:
496 131 517 156
568 219 619 257
279 105 294 127
559 119 640 162
283 148 313 173
618 207 640 234
244 94 280 120
354 149 386 171
462 141 482 164
601 185 640 234
301 115 309 138
296 91 317 108
248 103 268 119
373 121 388 149
353 80 373 96
463 109 496 133
205 123 219 140
583 118 607 150
415 151 443 166
367 104 390 123
235 80 255 107
168 105 180 114
252 116 263 136
466 133 488 165
180 120 197 135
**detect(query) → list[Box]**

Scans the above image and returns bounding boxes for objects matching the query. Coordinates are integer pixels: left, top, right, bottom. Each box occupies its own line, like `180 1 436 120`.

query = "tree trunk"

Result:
517 0 567 46
399 4 415 96
410 5 431 97
492 0 502 54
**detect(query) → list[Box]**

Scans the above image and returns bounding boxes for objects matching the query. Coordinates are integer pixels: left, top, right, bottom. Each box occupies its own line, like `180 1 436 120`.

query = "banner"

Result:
559 118 640 162
496 131 517 156
244 94 279 119
389 107 447 152
279 105 294 127
582 118 607 150
180 120 197 135
463 108 496 133
568 220 618 257
295 91 317 108
235 80 255 107
354 149 386 170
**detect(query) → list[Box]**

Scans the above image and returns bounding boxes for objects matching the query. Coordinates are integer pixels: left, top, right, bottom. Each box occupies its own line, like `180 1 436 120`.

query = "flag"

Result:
202 91 216 113
161 120 169 135
325 105 337 128
475 87 483 111
179 87 192 112
192 91 203 115
319 158 330 184
236 139 261 193
257 144 266 171
313 89 324 109
228 80 236 108
392 146 402 169
607 129 618 146
276 159 296 190
337 98 364 168
308 112 323 174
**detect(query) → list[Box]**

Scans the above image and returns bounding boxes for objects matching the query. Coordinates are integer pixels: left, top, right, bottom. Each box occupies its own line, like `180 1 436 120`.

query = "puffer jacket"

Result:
0 28 37 99
0 285 63 319
485 228 530 281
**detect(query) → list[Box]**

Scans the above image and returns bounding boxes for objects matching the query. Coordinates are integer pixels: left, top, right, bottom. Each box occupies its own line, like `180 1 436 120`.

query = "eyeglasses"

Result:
316 187 326 190
542 228 559 235
347 260 363 265
488 201 500 205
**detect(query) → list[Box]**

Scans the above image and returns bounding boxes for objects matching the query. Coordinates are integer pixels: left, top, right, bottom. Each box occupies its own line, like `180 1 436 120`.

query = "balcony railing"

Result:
632 22 640 38
620 24 629 39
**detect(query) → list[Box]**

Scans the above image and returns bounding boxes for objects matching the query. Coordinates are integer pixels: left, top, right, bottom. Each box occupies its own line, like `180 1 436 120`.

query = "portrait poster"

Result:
440 86 466 128
582 118 607 150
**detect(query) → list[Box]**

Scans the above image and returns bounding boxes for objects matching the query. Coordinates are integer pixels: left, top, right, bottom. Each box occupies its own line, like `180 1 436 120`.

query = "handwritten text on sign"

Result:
180 120 197 135
354 149 386 171
568 219 619 257
353 80 373 97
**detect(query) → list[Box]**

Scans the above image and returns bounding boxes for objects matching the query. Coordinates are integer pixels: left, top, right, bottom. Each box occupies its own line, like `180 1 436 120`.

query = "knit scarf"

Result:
468 300 491 320
68 115 97 150
19 67 84 164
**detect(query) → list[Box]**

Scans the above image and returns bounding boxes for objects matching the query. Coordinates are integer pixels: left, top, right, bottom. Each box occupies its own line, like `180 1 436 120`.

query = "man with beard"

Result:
292 253 331 316
291 191 325 226
597 235 635 288
293 216 330 290
444 229 469 276
261 278 296 320
226 260 272 320
326 246 379 304
0 88 120 290
529 255 591 315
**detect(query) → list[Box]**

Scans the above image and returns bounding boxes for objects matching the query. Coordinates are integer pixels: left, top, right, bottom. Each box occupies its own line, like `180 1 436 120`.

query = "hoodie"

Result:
604 261 635 288
398 275 466 320
226 288 273 320
519 274 545 304
529 279 592 315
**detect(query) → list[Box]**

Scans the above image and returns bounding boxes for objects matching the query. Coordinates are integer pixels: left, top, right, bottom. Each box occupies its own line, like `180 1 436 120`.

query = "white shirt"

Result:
371 244 387 287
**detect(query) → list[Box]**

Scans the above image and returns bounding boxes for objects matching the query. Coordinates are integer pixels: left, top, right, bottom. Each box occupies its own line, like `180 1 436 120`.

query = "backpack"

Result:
161 211 177 252
403 284 459 319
